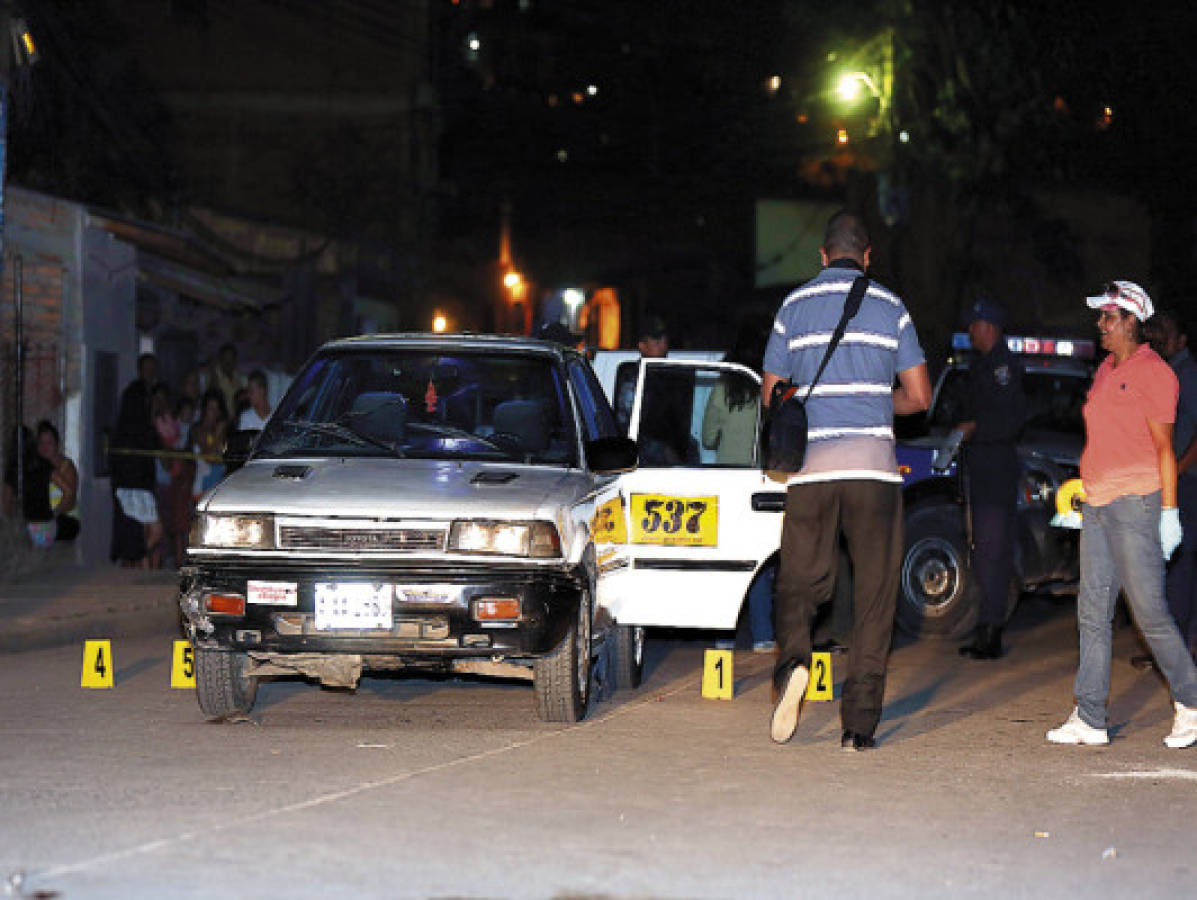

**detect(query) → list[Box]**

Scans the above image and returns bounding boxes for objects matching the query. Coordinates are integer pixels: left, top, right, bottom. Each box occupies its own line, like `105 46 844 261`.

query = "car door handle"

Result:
751 492 786 512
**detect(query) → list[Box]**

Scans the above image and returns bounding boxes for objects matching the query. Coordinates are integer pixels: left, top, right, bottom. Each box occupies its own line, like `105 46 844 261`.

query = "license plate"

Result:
629 494 718 547
314 583 394 630
247 580 297 606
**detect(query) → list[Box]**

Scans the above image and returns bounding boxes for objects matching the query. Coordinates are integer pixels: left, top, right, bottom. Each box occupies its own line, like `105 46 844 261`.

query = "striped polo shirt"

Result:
763 264 925 485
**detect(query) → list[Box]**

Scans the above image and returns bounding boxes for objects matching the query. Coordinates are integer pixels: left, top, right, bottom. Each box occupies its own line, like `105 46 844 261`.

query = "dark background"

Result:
8 0 1195 362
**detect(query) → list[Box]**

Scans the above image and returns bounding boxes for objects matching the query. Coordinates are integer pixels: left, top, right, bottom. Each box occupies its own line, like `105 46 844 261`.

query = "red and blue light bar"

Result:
950 333 1095 359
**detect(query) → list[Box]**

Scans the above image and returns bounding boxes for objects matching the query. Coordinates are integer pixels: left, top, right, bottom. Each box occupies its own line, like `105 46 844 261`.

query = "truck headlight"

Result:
191 514 275 550
448 520 561 558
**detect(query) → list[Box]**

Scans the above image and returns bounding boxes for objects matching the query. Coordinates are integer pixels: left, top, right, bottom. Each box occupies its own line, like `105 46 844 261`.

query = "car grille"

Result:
278 525 446 552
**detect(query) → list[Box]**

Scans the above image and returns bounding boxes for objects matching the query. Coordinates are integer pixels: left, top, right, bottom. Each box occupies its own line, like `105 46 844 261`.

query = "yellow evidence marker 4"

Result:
701 648 734 700
806 651 833 701
171 640 196 688
80 639 115 688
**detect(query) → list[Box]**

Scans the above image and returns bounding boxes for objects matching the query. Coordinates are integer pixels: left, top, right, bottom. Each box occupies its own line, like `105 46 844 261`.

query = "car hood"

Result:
200 457 588 521
1020 430 1083 470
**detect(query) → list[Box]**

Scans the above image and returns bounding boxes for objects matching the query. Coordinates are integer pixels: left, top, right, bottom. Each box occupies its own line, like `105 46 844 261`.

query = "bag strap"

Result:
803 274 869 402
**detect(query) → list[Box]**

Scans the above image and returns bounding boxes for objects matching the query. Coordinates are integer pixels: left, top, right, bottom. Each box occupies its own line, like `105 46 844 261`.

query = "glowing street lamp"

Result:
836 71 879 104
432 314 448 333
503 271 522 290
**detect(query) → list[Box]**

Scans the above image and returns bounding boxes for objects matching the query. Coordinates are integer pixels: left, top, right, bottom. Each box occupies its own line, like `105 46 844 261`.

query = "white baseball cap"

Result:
1085 280 1154 322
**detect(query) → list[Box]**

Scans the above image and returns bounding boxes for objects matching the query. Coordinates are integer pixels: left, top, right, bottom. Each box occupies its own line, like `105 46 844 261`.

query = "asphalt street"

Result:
1 596 1194 899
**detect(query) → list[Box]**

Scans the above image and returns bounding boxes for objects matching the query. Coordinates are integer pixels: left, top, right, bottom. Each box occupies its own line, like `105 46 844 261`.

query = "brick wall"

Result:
0 190 75 466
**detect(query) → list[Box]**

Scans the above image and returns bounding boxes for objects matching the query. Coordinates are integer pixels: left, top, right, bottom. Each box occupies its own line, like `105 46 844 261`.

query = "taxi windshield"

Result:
256 349 578 465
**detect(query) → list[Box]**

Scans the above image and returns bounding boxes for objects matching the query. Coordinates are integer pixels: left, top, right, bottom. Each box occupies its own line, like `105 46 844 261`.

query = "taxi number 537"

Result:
630 494 718 547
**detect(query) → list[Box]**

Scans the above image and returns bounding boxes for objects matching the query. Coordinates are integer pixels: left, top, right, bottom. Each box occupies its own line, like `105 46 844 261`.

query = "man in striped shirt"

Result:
762 211 932 749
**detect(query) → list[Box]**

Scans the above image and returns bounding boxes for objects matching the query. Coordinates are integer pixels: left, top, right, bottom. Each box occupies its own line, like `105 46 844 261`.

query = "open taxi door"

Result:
596 358 785 630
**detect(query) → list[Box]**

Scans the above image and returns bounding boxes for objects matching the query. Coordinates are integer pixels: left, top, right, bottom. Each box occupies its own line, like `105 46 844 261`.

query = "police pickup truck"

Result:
590 333 1093 641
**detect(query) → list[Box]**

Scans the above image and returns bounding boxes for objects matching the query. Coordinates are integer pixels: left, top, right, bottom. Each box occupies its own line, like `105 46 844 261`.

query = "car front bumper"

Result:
179 558 584 663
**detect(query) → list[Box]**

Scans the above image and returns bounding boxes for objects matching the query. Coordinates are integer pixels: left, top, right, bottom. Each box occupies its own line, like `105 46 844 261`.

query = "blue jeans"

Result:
749 562 775 644
1075 492 1197 728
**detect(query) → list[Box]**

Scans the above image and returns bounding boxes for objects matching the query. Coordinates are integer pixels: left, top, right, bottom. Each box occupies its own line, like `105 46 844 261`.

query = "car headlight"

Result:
191 513 275 550
1019 470 1055 509
448 520 561 558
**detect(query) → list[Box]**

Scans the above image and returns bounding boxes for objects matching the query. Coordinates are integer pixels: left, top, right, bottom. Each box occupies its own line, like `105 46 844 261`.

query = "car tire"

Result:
896 503 980 640
195 648 258 720
610 623 645 690
533 588 592 722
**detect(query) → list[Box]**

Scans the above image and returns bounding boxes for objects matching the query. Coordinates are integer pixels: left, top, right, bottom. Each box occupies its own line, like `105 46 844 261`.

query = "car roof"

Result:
319 332 574 359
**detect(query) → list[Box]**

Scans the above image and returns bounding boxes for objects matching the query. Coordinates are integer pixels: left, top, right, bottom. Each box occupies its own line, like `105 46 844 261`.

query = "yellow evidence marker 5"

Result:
701 648 734 700
80 639 115 688
806 651 833 701
171 640 196 688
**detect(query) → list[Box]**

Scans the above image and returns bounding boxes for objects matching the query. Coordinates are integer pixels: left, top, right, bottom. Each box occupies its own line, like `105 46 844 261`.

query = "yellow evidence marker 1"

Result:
81 639 115 688
806 651 833 701
701 648 734 700
171 640 196 689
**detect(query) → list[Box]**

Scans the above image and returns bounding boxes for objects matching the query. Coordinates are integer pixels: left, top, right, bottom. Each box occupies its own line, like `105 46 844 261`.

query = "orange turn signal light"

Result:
474 597 521 621
206 593 246 616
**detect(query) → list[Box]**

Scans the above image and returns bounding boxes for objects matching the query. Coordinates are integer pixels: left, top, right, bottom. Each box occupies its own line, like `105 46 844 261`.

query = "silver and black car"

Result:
179 334 637 722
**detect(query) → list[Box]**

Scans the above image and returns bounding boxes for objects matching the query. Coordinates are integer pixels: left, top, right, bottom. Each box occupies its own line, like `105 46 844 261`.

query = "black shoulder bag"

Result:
761 275 870 473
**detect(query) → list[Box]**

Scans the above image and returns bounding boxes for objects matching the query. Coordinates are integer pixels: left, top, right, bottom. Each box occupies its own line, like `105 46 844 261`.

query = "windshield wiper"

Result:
274 418 405 457
405 421 512 456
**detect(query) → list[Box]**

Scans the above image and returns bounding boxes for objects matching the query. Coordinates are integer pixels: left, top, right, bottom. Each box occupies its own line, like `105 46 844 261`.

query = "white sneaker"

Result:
770 665 809 744
1164 701 1197 749
1046 707 1109 745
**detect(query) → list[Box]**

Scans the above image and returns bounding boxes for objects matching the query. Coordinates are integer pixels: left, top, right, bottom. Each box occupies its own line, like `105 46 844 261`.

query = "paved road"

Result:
2 597 1194 899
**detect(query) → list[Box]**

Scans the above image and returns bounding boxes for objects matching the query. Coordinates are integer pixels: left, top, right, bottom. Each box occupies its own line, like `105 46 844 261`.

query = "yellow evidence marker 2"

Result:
701 648 734 700
806 651 832 701
80 639 115 688
171 640 196 688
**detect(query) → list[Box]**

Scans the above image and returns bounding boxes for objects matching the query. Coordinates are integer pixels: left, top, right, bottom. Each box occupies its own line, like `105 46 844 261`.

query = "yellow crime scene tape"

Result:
104 444 225 463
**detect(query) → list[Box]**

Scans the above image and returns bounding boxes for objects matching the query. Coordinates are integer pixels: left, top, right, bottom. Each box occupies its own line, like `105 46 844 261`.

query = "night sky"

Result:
8 0 1195 353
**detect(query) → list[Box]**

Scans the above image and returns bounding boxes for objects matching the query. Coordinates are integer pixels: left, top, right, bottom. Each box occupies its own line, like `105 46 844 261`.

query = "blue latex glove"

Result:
1161 507 1183 560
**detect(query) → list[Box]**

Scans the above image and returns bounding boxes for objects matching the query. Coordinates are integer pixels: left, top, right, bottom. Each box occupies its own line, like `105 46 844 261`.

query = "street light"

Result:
432 314 447 333
836 71 879 105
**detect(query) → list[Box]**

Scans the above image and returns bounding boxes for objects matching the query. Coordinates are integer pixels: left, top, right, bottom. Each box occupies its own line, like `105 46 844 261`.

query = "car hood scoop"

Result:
471 471 519 485
272 464 312 480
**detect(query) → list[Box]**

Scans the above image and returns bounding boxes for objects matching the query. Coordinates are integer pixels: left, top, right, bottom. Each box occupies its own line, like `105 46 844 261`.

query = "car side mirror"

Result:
224 428 260 472
586 436 638 474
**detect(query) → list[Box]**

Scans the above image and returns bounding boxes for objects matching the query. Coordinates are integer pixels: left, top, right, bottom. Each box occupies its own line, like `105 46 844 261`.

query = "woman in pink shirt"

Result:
1048 281 1197 749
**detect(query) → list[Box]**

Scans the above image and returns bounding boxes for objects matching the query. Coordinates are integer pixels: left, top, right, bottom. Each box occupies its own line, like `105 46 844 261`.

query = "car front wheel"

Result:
533 588 592 722
610 623 645 690
195 648 259 720
896 503 980 640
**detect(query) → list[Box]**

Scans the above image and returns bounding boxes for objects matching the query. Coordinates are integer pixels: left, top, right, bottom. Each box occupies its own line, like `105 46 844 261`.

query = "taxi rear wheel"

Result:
533 589 592 722
195 648 259 720
896 503 980 640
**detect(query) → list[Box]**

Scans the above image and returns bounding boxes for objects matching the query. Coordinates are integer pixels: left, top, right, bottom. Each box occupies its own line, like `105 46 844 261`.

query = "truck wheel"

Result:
195 648 259 720
611 623 645 690
533 589 592 722
896 504 979 640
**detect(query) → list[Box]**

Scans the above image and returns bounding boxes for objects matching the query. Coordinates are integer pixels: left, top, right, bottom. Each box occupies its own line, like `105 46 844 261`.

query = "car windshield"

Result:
256 349 579 465
928 367 1090 437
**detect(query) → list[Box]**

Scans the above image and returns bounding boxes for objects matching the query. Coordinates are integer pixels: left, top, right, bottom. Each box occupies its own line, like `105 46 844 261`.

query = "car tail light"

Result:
474 597 521 621
206 594 246 616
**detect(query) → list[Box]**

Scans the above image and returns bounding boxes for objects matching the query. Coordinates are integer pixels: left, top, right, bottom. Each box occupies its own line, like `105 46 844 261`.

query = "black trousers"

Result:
971 501 1016 627
773 479 903 737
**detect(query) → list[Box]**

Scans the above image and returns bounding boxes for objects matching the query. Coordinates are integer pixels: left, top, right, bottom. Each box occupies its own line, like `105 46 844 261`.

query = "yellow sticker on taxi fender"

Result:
593 496 627 544
629 494 718 546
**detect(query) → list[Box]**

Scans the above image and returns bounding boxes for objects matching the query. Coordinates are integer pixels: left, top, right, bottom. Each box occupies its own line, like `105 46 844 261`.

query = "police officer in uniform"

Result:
953 298 1025 659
